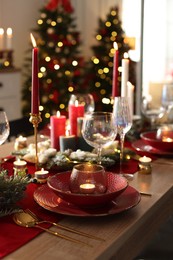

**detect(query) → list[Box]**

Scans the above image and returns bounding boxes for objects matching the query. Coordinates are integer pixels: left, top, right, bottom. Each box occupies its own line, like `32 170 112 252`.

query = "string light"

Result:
96 34 102 41
59 103 65 109
68 86 74 92
40 66 46 72
38 19 43 25
54 64 60 70
105 21 111 27
95 82 101 88
72 60 78 66
65 70 71 76
111 10 116 16
45 56 51 62
57 42 63 47
38 72 43 78
51 21 56 26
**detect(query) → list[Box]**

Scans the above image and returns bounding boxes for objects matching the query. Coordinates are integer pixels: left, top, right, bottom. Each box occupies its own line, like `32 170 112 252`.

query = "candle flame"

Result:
124 52 129 59
7 28 12 36
0 28 4 35
56 111 60 117
113 42 118 50
30 33 37 47
41 168 44 172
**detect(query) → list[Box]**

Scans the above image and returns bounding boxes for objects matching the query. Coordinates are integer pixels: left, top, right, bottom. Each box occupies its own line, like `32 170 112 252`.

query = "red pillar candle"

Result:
30 33 39 114
112 42 119 98
69 101 84 136
50 111 66 150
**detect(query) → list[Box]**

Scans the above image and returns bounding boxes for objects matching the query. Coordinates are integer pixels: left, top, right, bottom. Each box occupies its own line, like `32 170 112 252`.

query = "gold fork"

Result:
24 209 104 241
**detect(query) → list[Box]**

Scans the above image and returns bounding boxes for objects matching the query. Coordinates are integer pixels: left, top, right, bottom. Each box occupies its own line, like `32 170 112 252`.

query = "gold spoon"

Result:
13 212 91 247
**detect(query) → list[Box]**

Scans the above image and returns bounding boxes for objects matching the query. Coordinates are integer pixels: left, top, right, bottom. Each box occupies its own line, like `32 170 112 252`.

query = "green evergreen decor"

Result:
22 0 85 125
0 170 29 217
84 7 136 112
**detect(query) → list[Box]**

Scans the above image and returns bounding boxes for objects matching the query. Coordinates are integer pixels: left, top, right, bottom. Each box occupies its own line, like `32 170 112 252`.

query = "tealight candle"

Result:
14 135 27 151
35 168 49 183
138 156 152 174
80 183 96 194
13 159 27 177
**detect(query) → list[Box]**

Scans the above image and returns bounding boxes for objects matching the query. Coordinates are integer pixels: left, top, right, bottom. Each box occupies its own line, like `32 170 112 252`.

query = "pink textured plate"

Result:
47 171 128 207
34 185 140 217
132 139 173 157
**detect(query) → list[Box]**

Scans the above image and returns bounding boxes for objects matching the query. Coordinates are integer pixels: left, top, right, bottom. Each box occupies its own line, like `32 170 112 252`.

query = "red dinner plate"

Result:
132 139 173 157
34 184 140 217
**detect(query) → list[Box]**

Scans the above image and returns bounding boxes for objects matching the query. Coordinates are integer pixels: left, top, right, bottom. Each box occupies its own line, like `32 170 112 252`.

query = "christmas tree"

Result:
84 7 136 112
22 0 85 125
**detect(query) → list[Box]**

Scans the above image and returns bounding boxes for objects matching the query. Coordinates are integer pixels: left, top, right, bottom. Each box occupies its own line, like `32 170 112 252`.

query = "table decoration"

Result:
138 156 152 174
140 131 173 151
0 169 29 217
14 135 27 151
13 159 28 177
30 33 42 169
34 168 49 183
50 111 66 150
34 184 140 217
59 133 76 152
47 171 128 208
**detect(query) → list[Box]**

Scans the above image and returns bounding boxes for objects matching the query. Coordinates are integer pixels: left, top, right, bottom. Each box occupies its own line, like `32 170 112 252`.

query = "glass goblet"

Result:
113 97 133 180
69 93 95 114
82 112 117 164
141 95 165 129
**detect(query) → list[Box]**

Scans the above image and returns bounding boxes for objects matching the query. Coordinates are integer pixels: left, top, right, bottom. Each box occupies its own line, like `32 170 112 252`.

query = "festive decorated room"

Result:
0 0 173 259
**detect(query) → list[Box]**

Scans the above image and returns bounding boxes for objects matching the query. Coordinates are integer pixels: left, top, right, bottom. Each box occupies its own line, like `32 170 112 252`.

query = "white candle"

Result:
121 52 129 97
13 159 27 169
139 156 152 164
127 81 134 117
6 28 12 50
80 183 96 194
35 168 49 179
0 28 4 50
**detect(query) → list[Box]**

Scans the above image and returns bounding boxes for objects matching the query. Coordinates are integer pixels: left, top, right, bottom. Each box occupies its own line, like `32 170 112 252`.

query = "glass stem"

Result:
120 133 125 174
97 146 102 165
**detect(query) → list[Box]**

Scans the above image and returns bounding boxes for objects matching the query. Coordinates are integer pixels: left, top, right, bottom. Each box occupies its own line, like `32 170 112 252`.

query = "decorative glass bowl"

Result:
140 131 173 151
47 170 128 208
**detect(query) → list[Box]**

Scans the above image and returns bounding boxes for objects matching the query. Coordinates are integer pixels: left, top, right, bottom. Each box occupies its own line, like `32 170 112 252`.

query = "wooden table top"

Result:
2 139 173 260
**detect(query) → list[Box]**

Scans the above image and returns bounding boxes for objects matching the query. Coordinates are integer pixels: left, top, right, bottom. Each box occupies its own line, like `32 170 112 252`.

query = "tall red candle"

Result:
50 111 66 150
31 33 39 114
69 101 84 136
112 42 119 98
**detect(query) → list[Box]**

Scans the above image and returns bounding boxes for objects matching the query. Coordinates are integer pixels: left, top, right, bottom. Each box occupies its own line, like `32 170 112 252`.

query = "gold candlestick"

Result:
29 113 42 169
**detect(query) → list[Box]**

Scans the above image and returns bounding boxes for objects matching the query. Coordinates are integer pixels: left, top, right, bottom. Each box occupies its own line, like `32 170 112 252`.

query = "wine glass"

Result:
0 111 10 145
161 83 173 122
82 112 117 164
141 95 165 129
0 111 10 168
113 97 133 180
69 93 95 114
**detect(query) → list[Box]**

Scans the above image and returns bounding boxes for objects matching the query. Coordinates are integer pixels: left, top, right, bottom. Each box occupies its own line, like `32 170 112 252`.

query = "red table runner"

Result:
0 154 139 259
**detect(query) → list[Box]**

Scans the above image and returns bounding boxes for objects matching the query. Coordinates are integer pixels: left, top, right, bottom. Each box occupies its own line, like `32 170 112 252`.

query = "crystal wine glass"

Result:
161 83 173 123
113 97 133 180
0 111 10 168
141 95 165 129
69 93 95 114
82 112 117 164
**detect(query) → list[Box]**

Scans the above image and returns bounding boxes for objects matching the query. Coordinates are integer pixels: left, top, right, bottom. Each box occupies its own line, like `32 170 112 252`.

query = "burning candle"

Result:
35 168 49 183
30 33 39 114
138 156 152 174
112 42 119 97
50 111 66 150
13 159 27 177
68 100 84 136
121 52 129 97
0 28 4 50
80 183 96 194
6 28 12 50
14 135 27 151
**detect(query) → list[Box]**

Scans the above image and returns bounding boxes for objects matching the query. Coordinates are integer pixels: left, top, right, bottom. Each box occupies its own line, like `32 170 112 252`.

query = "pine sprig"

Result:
0 170 30 217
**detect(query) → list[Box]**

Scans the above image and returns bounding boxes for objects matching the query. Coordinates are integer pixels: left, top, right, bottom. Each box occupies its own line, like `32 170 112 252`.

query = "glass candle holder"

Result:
13 159 27 177
138 156 152 174
70 163 107 194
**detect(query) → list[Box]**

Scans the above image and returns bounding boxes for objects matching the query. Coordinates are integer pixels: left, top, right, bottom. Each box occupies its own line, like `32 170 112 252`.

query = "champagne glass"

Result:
82 112 117 164
113 97 132 179
141 95 165 129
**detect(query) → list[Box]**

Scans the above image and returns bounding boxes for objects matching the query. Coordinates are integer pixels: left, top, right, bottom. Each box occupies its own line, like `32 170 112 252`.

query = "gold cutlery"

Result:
139 191 152 196
24 209 104 241
13 212 91 247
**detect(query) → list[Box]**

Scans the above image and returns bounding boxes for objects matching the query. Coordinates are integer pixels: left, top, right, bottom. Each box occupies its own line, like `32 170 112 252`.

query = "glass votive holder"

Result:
138 156 152 174
35 168 49 183
70 163 107 194
13 159 28 177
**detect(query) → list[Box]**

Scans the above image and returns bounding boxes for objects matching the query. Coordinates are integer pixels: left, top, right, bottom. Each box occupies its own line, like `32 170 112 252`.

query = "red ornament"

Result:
45 0 73 13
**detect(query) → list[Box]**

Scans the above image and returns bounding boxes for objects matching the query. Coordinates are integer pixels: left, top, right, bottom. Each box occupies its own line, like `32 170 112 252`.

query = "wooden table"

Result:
2 139 173 260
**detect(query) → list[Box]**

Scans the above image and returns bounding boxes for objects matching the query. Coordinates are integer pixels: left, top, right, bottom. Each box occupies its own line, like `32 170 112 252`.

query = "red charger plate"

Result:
34 184 141 217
